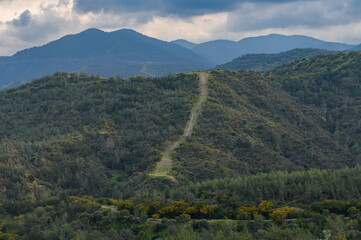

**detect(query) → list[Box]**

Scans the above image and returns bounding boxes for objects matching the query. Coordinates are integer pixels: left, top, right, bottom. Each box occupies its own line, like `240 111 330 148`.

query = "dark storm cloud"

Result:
73 0 307 17
8 10 32 27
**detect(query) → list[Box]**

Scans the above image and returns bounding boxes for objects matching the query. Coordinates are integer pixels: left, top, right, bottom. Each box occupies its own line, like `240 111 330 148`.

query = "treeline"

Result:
1 192 361 239
170 166 361 206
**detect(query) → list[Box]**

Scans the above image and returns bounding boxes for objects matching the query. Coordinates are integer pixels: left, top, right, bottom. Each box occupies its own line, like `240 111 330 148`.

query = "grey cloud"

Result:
58 0 70 5
4 9 79 43
227 0 361 31
73 0 308 17
73 0 361 31
8 10 32 27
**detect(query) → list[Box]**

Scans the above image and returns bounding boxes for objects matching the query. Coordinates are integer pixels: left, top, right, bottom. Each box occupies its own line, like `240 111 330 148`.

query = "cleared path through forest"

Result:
151 73 208 180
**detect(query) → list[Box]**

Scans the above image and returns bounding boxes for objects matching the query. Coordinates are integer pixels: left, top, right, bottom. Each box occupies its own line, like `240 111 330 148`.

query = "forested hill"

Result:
215 48 331 73
0 28 211 89
173 51 361 182
1 51 361 202
1 52 361 239
0 73 199 201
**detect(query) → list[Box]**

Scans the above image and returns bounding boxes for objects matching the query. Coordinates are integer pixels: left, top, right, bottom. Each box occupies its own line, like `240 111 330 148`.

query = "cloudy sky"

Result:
1 0 361 56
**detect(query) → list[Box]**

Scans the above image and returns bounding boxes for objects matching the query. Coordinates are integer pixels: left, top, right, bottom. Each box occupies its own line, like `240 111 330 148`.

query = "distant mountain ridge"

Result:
173 34 355 64
0 29 359 88
215 48 332 73
0 28 212 88
171 39 198 50
350 44 361 51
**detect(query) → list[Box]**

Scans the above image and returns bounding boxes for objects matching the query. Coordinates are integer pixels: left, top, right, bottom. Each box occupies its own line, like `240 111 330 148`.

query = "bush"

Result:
191 219 209 231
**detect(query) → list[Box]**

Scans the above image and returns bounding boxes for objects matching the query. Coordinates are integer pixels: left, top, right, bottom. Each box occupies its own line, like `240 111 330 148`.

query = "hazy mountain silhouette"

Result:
1 29 356 89
171 39 198 50
0 28 212 88
349 44 361 51
173 34 354 64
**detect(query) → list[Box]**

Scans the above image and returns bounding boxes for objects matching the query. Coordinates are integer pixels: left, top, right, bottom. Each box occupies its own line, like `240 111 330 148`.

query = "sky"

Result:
1 0 361 56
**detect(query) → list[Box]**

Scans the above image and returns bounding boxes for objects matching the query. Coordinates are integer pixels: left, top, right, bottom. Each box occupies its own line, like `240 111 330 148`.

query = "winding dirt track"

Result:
152 73 208 179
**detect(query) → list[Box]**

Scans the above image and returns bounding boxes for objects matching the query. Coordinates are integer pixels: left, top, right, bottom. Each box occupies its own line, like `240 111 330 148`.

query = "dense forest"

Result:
1 51 361 239
173 53 361 182
215 48 331 73
0 72 198 201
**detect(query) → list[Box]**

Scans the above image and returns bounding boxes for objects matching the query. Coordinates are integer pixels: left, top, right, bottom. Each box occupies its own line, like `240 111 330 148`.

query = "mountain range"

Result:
0 28 211 88
172 34 355 64
0 28 359 89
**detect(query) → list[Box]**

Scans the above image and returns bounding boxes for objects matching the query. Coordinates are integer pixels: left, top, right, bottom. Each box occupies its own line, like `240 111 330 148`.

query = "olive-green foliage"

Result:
173 70 342 181
270 51 361 164
0 72 198 201
170 166 361 207
174 51 361 182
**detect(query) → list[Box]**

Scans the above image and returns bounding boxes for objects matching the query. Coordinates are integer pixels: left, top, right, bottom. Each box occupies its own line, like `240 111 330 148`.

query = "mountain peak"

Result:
81 28 104 33
77 28 104 36
171 39 198 49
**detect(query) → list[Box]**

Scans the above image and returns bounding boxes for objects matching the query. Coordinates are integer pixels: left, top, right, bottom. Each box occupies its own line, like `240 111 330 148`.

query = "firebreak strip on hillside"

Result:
150 72 208 181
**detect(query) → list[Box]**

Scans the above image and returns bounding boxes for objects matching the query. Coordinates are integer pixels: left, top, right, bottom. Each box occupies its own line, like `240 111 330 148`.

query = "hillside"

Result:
184 34 354 64
0 72 199 201
172 69 352 182
1 52 361 198
215 48 331 73
1 52 361 239
269 51 361 159
0 29 211 88
1 51 361 195
173 52 361 182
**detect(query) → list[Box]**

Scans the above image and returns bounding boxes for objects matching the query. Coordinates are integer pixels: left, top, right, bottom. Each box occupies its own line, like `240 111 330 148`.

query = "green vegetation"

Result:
1 50 361 238
169 166 361 206
215 48 331 73
0 72 198 201
1 166 361 239
269 51 361 163
151 73 208 180
173 68 356 182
